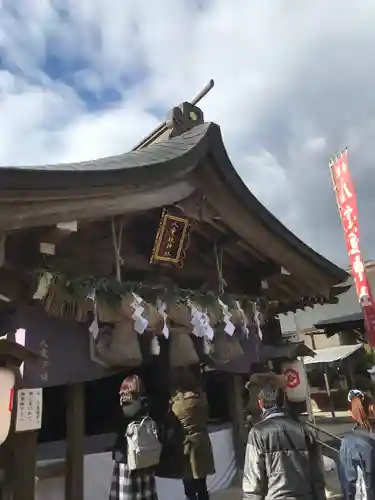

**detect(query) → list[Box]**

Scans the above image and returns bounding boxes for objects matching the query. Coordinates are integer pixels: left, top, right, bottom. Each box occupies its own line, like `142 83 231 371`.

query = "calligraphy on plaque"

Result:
150 209 191 267
39 339 50 382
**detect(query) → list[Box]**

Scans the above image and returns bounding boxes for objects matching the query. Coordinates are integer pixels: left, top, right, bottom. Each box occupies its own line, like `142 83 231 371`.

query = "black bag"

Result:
155 411 185 479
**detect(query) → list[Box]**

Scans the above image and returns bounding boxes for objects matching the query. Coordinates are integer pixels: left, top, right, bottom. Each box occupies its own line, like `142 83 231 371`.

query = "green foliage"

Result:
36 269 259 307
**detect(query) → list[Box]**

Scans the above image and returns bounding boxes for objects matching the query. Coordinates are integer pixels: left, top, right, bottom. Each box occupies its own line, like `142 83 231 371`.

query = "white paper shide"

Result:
157 299 169 339
131 293 148 334
218 299 235 336
188 301 214 340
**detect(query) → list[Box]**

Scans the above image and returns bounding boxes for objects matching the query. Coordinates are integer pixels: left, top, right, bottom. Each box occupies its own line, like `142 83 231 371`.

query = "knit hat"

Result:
348 389 364 403
247 372 286 391
119 374 143 405
246 372 286 406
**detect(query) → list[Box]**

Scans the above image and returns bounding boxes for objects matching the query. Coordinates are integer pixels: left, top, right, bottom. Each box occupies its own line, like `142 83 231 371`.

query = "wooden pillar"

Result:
9 364 38 500
227 374 246 469
262 312 284 375
2 451 14 500
0 343 42 500
65 383 85 500
2 400 17 500
261 314 283 351
346 358 356 389
323 366 335 418
308 333 317 350
13 430 38 500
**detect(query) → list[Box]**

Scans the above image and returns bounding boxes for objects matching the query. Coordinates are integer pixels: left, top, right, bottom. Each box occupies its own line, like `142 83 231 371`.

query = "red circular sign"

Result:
284 368 300 389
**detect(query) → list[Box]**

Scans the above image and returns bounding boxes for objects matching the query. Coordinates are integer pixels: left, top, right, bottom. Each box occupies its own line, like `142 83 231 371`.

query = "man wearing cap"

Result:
242 373 326 500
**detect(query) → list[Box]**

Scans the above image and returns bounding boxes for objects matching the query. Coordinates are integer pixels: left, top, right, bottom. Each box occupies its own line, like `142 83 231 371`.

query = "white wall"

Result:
35 425 236 500
304 333 341 350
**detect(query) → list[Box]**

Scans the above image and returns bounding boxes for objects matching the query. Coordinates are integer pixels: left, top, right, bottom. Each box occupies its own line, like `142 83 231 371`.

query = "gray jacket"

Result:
242 409 326 500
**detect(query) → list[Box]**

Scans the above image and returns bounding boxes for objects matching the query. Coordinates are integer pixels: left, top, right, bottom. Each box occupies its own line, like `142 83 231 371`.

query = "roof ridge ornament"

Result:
166 102 204 139
131 79 214 150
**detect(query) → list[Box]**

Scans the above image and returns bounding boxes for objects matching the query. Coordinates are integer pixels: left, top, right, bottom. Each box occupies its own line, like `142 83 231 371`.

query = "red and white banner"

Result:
329 148 375 345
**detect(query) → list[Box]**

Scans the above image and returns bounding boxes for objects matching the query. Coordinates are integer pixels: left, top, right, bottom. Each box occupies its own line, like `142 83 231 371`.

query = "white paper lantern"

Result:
0 367 15 445
282 359 308 403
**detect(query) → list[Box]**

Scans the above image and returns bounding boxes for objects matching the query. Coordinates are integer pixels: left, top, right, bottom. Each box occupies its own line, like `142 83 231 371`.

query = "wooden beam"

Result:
193 163 341 293
0 266 37 302
0 234 5 268
191 219 259 267
11 367 41 500
56 221 78 232
261 313 284 348
65 383 85 500
345 357 356 389
36 459 66 480
39 226 76 245
270 273 327 300
0 219 284 299
266 278 300 302
323 366 335 418
181 199 267 264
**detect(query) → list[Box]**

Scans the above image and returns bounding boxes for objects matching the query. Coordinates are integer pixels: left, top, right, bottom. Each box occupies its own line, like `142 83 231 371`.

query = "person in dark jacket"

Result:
338 389 375 500
242 373 326 500
110 374 158 500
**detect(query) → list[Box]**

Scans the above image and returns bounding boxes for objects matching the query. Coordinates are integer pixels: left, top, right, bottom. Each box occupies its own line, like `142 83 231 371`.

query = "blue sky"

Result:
1 0 375 266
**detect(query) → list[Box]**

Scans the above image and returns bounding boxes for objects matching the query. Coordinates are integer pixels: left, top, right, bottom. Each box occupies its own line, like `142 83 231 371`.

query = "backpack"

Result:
126 416 162 471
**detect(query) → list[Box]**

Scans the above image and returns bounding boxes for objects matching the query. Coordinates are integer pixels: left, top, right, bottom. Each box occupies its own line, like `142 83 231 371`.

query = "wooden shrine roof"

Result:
0 121 348 304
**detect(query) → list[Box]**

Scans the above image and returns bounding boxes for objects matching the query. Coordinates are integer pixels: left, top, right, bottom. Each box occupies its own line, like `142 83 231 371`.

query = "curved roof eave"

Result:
0 124 211 230
200 123 348 287
0 123 212 190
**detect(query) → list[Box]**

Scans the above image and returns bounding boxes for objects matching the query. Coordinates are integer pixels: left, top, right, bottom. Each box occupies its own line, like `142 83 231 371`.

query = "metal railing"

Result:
305 420 342 455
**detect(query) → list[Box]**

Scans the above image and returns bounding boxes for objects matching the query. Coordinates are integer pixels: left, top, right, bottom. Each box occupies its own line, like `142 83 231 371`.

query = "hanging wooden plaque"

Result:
150 209 191 267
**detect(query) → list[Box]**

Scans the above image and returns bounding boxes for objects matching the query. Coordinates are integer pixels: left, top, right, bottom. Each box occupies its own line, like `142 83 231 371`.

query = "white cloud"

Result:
57 106 159 164
302 138 327 155
1 0 375 265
